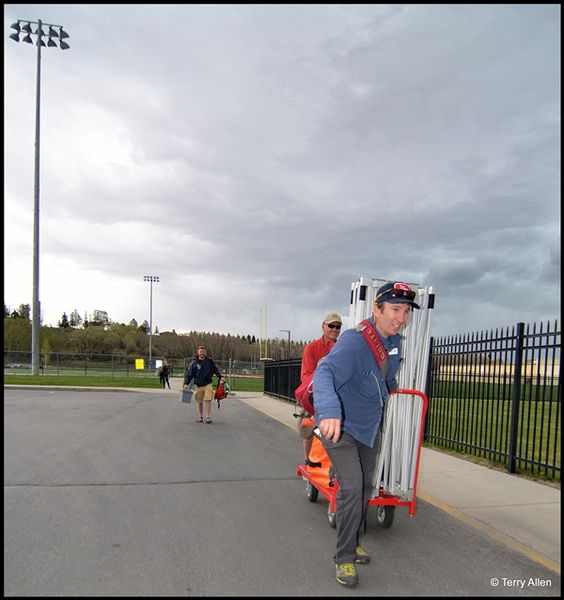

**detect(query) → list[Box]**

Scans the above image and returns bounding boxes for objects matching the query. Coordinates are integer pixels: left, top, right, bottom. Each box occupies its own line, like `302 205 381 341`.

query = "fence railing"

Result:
264 320 560 481
426 320 560 480
263 358 302 402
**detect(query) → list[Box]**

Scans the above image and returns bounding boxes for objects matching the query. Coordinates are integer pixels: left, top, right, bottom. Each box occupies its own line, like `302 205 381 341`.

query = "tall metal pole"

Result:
144 275 159 367
9 18 70 375
149 279 153 363
31 20 42 375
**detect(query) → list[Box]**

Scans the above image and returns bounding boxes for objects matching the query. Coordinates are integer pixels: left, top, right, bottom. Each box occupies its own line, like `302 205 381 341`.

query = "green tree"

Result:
3 317 31 350
18 304 31 319
59 313 71 328
92 309 110 327
69 309 83 328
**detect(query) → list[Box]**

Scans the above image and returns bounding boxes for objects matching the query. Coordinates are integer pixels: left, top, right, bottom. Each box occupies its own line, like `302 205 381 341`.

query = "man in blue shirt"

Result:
313 281 419 586
184 345 222 424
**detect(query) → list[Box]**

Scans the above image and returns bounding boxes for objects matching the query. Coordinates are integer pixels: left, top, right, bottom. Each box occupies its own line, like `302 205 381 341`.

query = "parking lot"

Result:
4 387 560 596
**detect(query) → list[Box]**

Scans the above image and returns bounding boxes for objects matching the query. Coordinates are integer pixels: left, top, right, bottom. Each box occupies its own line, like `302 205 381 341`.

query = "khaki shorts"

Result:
194 384 214 404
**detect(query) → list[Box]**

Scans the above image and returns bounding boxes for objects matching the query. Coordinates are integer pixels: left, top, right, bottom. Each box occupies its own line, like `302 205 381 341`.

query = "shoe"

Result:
206 417 213 424
355 545 370 564
196 417 203 423
335 563 358 586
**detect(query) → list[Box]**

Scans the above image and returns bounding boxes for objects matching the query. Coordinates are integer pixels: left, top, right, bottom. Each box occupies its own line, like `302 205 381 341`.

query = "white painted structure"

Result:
348 277 435 501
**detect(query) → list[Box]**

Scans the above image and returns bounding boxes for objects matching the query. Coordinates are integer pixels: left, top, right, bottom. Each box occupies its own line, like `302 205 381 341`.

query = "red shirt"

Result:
300 336 335 384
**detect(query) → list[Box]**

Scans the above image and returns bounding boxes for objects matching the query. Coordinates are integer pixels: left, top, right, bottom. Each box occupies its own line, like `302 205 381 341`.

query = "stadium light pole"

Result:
144 275 159 367
9 18 70 375
280 329 291 400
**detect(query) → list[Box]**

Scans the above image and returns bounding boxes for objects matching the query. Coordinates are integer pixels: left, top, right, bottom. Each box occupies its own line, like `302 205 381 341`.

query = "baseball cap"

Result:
323 312 342 324
374 282 420 309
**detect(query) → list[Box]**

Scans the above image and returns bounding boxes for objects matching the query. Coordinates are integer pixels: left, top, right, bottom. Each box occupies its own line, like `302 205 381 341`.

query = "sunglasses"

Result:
326 323 341 329
375 283 416 302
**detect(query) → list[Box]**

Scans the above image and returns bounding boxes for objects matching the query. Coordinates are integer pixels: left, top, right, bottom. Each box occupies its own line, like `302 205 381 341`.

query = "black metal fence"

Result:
265 320 560 481
263 358 302 403
426 320 560 480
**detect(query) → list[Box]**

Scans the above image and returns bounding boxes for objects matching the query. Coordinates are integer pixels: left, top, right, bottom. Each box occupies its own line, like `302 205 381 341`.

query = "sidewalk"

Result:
234 391 561 575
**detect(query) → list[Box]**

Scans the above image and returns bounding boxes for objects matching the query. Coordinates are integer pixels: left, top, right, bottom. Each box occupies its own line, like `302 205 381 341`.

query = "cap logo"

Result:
393 282 411 293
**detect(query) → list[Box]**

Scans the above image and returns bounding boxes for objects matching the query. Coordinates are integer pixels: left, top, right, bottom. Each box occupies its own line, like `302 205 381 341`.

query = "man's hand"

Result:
319 418 341 443
183 384 189 390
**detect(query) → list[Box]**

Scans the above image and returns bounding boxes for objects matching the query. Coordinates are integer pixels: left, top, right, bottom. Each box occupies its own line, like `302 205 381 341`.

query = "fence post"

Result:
508 322 525 474
423 337 434 441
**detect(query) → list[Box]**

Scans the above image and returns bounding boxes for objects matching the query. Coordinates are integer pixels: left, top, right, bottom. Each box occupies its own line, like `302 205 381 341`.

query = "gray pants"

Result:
322 431 379 564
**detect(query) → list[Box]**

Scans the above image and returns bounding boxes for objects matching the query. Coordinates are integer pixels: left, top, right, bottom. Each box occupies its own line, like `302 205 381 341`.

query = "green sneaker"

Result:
335 562 358 586
355 545 370 564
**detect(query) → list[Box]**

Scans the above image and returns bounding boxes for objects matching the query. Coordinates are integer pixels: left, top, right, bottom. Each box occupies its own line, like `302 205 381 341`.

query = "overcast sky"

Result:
4 4 560 343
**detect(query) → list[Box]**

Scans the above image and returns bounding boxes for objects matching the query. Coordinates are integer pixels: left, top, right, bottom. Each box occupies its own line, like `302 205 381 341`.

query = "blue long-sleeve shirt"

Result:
312 317 403 447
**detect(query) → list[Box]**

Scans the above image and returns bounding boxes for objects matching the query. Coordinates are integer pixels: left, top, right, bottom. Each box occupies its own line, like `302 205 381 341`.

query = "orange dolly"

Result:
296 389 428 529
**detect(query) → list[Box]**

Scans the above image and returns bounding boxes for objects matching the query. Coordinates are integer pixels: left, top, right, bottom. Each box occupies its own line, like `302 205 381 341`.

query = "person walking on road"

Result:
313 281 419 587
297 312 342 464
160 361 171 389
184 345 222 424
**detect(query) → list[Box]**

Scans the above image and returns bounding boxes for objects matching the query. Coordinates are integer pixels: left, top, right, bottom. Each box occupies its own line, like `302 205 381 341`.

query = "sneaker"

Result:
206 417 213 424
335 563 358 586
196 417 203 423
355 545 370 564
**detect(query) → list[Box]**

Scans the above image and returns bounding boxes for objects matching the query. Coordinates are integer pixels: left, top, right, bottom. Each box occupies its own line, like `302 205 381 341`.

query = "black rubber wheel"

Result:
376 505 395 528
327 504 336 528
306 481 318 503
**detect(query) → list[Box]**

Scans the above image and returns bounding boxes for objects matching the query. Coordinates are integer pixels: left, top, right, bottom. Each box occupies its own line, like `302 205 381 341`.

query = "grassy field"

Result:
426 396 560 481
4 374 265 393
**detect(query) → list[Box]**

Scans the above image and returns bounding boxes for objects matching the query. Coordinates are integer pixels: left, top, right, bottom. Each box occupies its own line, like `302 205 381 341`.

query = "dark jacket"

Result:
184 357 222 387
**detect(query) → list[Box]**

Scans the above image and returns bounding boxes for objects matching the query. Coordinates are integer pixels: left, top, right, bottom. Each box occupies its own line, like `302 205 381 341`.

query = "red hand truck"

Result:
296 389 428 529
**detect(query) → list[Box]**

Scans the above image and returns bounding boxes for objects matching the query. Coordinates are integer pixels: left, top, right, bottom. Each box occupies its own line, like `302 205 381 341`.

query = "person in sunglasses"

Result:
297 312 343 464
312 281 419 587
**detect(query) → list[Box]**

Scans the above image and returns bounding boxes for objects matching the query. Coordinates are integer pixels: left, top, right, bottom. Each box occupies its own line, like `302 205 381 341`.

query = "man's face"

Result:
373 302 411 338
322 321 342 342
197 347 206 359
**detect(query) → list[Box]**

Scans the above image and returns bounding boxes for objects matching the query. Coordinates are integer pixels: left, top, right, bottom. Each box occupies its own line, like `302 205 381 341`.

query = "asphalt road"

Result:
4 388 560 597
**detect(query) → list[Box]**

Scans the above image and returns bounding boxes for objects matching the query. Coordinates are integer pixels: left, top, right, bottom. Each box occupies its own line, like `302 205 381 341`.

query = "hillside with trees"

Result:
3 304 308 362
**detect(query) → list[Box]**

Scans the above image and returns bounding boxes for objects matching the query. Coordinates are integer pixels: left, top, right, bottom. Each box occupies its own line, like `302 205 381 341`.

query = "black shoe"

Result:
306 458 322 468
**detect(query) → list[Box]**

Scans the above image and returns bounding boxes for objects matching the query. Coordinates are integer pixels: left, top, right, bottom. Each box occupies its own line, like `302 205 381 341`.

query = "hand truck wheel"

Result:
306 481 318 503
327 504 336 528
376 505 395 528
